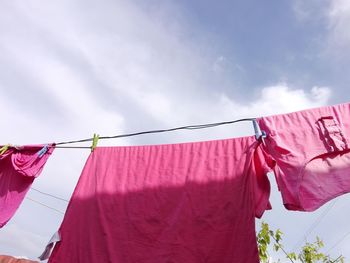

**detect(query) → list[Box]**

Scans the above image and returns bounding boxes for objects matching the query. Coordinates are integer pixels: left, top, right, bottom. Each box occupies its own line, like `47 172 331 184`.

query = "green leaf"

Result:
273 244 280 252
275 229 283 243
287 252 297 261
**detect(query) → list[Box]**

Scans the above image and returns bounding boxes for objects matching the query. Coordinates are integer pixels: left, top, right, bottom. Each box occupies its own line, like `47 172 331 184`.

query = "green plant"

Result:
257 222 344 263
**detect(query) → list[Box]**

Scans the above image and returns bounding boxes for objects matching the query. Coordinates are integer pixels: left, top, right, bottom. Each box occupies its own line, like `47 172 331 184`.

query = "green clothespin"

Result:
91 134 99 152
0 144 10 155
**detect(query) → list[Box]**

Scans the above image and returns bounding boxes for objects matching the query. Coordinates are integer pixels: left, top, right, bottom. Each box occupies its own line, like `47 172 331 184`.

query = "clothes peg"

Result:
0 144 10 155
37 145 49 158
91 133 99 152
252 119 267 145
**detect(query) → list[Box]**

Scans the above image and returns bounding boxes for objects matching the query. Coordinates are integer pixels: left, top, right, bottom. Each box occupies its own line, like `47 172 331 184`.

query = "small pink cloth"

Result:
49 137 271 263
0 145 55 227
258 102 350 211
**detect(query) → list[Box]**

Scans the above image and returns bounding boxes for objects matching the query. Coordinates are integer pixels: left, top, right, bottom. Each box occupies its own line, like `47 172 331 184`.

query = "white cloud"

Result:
219 84 331 119
1 1 332 137
135 84 332 141
0 0 334 190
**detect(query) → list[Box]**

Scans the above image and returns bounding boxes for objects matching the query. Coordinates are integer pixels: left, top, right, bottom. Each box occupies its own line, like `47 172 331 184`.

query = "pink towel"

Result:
0 145 55 227
49 137 270 263
258 102 350 211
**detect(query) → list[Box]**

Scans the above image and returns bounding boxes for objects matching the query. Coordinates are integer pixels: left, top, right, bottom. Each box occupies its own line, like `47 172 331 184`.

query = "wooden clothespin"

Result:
91 133 99 152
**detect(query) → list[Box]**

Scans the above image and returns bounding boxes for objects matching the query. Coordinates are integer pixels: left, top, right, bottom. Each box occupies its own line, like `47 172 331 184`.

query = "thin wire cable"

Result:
270 235 295 263
25 197 65 214
31 187 69 202
327 229 350 254
292 199 337 251
330 255 344 263
55 118 256 146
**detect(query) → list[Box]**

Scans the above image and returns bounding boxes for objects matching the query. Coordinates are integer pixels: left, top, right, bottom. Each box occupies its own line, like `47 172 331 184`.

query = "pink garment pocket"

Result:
299 116 350 211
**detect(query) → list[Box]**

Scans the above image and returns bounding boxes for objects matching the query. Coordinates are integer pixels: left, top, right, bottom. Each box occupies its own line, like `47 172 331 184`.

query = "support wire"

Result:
55 118 256 147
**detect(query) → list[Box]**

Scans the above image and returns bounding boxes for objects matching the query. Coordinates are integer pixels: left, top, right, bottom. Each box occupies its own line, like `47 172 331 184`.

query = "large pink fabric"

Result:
49 136 271 263
0 145 55 227
258 102 350 211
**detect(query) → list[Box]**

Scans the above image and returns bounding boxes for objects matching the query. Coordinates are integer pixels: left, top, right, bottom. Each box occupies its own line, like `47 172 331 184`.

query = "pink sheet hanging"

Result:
49 136 271 263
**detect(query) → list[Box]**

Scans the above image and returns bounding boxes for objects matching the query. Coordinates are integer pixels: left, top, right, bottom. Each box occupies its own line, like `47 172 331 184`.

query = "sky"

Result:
1 0 350 261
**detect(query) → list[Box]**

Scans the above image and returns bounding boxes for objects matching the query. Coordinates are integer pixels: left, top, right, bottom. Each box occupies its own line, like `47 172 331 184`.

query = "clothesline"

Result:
25 197 65 214
54 117 256 148
292 200 337 251
31 187 69 202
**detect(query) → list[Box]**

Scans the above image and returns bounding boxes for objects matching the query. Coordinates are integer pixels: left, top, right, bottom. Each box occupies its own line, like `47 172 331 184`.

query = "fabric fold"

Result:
258 102 350 211
0 144 55 227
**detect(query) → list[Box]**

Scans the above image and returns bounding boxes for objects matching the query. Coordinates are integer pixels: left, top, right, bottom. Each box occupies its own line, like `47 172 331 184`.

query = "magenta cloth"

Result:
49 136 271 263
0 145 55 227
258 102 350 211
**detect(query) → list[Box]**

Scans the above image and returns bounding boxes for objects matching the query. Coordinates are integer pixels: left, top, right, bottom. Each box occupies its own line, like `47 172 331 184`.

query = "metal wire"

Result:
55 118 256 146
31 187 69 202
25 197 65 214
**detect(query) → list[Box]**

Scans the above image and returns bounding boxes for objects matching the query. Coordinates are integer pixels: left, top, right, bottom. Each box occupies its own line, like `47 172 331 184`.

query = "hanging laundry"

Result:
48 136 271 263
0 255 38 262
0 144 55 227
258 102 350 211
